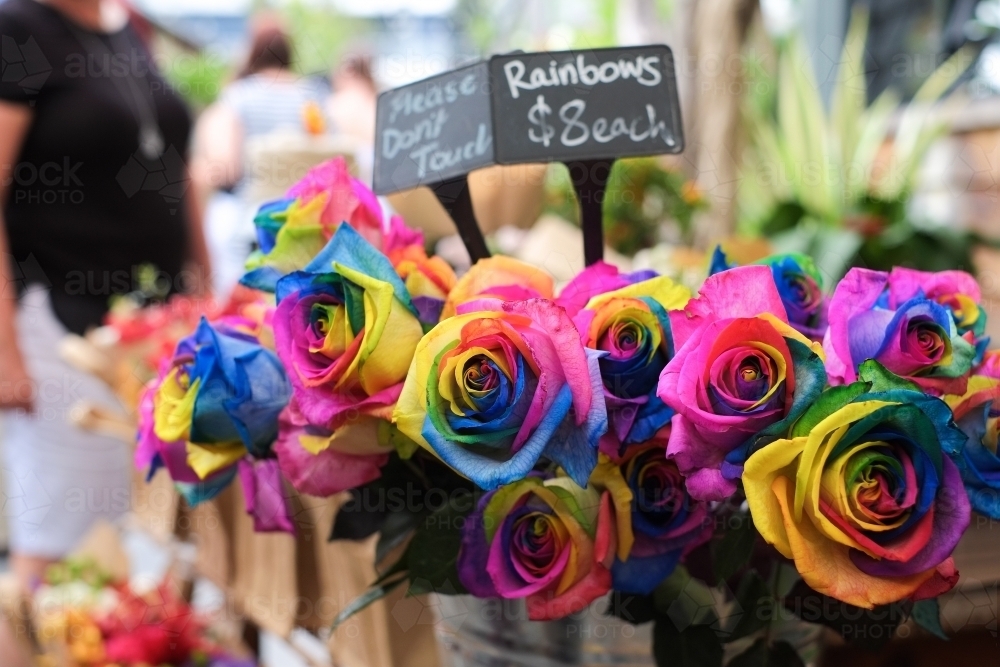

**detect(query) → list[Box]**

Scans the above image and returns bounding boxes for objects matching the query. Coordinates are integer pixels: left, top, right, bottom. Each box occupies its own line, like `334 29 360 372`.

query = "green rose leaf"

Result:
330 453 414 542
331 574 407 632
375 508 425 565
406 490 473 596
654 566 718 629
604 590 659 625
723 570 771 643
790 383 868 438
712 511 758 583
912 598 948 640
653 620 723 667
728 639 805 667
783 580 910 650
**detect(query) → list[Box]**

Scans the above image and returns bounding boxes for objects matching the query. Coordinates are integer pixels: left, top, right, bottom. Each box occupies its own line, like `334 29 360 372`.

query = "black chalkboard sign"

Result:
373 62 493 196
371 45 684 266
489 45 683 164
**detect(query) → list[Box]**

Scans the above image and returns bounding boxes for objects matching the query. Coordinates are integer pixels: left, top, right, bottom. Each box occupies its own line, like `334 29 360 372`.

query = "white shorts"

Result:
1 287 130 558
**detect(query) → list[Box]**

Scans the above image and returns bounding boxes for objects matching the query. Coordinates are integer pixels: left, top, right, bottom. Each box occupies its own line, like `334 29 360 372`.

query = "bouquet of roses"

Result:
317 241 993 665
134 158 456 531
134 155 996 665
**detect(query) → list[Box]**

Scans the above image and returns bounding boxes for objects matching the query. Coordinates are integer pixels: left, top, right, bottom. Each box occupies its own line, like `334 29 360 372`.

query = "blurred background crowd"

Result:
106 0 1000 296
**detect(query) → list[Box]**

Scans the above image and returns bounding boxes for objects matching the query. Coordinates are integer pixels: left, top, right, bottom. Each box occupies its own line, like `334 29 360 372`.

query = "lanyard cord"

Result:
67 24 165 160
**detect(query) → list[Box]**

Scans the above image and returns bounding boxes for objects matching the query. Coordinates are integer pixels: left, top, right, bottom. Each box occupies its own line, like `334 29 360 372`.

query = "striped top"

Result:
221 73 329 139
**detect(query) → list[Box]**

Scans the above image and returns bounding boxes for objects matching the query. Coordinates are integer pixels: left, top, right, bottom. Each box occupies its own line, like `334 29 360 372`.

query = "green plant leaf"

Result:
373 548 410 586
728 639 805 667
654 566 719 630
831 7 870 172
712 512 757 583
604 590 658 625
790 382 869 438
379 421 421 459
912 599 948 640
886 45 975 200
848 90 899 203
723 570 771 643
331 575 407 632
329 453 414 541
783 580 909 650
653 620 723 667
405 490 473 596
375 505 425 565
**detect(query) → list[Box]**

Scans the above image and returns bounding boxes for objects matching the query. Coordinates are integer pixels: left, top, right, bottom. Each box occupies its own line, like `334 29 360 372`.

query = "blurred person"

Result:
327 52 378 178
192 13 328 295
0 0 209 661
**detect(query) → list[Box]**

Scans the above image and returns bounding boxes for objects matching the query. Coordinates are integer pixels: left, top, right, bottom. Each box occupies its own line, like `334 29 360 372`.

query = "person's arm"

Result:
190 100 243 195
0 101 35 410
183 176 213 297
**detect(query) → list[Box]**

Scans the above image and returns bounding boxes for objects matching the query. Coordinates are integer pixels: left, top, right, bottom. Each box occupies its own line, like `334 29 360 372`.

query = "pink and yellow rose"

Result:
658 266 827 501
457 474 626 620
242 157 386 291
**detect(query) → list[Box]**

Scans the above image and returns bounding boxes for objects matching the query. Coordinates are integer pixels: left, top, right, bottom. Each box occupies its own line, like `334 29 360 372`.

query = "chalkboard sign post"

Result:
431 176 491 261
373 62 495 262
373 46 684 266
567 159 614 266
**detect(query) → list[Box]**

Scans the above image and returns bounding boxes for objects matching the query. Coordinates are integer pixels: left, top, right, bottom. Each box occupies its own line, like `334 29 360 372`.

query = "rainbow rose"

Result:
557 261 690 458
824 268 976 395
136 379 237 506
273 224 424 431
457 475 624 620
243 157 385 291
384 215 457 327
886 267 989 364
593 441 712 594
139 317 291 511
710 248 828 341
440 256 554 320
151 318 290 468
394 298 606 490
273 398 390 497
943 358 1000 519
744 362 970 608
658 266 828 500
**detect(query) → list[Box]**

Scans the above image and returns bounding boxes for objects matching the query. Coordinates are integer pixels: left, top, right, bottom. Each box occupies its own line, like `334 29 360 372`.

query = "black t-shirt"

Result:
0 0 192 334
